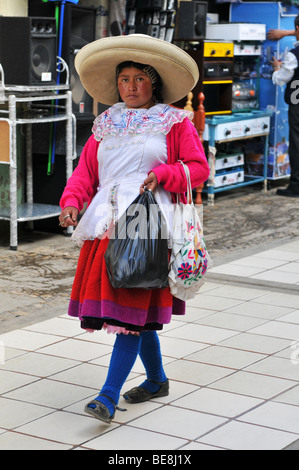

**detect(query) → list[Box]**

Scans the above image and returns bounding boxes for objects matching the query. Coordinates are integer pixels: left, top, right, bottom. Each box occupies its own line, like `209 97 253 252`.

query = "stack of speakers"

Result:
126 0 177 42
28 0 96 122
175 1 207 41
0 16 57 87
0 1 97 232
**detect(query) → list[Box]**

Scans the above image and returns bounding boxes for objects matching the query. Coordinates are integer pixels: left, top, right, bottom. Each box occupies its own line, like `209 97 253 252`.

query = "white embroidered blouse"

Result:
71 103 193 247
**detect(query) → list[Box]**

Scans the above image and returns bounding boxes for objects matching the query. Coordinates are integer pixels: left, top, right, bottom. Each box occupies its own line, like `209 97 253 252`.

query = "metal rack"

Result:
0 58 76 250
202 110 272 205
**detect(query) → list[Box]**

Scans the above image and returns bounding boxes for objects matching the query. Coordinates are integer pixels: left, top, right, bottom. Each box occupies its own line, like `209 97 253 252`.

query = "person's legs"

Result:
85 333 141 420
123 330 169 403
277 104 299 196
139 330 168 391
288 105 299 191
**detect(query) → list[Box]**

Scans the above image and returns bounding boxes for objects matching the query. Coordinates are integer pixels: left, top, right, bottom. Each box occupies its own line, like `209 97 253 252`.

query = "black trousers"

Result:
288 104 299 191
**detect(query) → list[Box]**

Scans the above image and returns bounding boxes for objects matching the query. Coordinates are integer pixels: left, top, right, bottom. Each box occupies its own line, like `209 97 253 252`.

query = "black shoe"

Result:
123 380 169 404
276 188 299 197
84 393 126 424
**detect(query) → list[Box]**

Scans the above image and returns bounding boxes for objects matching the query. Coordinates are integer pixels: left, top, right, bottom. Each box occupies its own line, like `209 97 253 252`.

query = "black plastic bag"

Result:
104 189 169 289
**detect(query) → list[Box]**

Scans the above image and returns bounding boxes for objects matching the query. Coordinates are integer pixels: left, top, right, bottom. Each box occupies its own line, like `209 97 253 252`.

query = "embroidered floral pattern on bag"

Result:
175 216 210 286
92 102 194 140
177 262 193 280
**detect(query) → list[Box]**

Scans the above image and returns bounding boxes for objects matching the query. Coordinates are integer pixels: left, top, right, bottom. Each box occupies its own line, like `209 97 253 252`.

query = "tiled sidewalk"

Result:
210 239 299 289
0 241 299 450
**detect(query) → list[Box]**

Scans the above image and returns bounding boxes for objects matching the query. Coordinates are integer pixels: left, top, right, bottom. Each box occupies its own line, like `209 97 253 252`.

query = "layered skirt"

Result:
68 237 185 334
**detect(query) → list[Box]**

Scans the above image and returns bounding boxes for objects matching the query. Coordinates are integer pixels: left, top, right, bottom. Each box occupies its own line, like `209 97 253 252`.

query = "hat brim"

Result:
75 34 199 105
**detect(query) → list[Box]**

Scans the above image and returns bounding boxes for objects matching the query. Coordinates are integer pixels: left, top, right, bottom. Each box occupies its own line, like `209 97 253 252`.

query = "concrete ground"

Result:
0 180 298 450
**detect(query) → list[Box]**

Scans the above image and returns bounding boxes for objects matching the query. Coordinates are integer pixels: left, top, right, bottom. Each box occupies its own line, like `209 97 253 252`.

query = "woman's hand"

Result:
140 171 158 194
59 207 79 228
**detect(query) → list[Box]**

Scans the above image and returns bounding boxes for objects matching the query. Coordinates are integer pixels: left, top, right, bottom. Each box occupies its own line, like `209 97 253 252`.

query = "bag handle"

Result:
177 160 193 204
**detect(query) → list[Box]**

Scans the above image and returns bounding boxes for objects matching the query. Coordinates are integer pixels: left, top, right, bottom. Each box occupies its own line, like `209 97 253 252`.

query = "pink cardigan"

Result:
60 117 209 211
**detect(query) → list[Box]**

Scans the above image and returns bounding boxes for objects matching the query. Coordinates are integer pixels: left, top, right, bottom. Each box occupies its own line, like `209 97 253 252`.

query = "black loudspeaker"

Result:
65 6 96 120
29 1 96 120
176 1 207 40
0 16 57 86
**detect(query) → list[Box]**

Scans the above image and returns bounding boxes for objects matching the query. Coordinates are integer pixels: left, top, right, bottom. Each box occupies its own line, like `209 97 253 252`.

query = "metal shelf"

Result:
0 59 76 250
210 176 266 194
0 203 61 222
203 110 272 205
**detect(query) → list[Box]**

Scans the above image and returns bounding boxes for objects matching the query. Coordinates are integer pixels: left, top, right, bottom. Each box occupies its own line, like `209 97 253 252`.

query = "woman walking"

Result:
59 34 209 423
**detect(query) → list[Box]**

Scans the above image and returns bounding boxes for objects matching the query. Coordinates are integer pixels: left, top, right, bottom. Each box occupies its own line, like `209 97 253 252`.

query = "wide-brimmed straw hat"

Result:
75 34 199 105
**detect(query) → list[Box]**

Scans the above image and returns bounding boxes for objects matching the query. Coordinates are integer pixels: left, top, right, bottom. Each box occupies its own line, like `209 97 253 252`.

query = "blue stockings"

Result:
90 330 167 417
138 331 168 393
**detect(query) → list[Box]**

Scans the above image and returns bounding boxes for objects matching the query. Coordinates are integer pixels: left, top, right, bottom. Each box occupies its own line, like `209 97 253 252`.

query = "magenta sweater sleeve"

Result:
59 135 100 212
151 118 210 194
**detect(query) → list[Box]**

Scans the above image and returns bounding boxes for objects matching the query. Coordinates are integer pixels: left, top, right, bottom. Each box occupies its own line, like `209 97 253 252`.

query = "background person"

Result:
272 16 299 197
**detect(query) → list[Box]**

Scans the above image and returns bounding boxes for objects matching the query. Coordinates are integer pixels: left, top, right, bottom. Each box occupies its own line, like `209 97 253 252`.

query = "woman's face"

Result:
117 66 155 109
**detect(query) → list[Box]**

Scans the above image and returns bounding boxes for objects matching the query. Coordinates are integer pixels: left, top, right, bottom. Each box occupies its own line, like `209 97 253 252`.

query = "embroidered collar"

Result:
92 103 193 141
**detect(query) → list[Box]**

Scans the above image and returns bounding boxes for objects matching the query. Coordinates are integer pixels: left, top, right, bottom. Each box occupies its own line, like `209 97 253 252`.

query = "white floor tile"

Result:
49 362 110 390
184 306 218 322
129 404 226 440
230 256 289 270
85 425 188 450
257 249 299 261
162 323 238 345
112 398 163 424
0 397 53 429
37 338 112 362
238 401 299 434
200 420 296 450
210 370 294 400
276 262 299 274
164 359 233 386
277 310 299 324
185 345 265 370
254 292 299 310
202 284 269 301
0 431 71 450
273 384 299 406
24 317 84 337
219 332 290 355
16 410 116 446
0 369 39 394
249 321 299 341
181 441 222 450
196 312 267 332
0 347 28 363
244 356 299 381
251 270 299 284
224 302 294 320
174 388 262 418
0 351 78 377
0 330 63 352
210 264 264 277
187 294 243 311
3 378 95 409
159 335 208 359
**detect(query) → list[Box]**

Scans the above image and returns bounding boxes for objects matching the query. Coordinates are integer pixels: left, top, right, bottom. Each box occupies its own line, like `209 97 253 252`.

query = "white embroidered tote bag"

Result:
168 161 212 301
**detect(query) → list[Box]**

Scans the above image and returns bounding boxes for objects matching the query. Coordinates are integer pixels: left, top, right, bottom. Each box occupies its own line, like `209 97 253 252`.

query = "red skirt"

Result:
68 237 185 333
